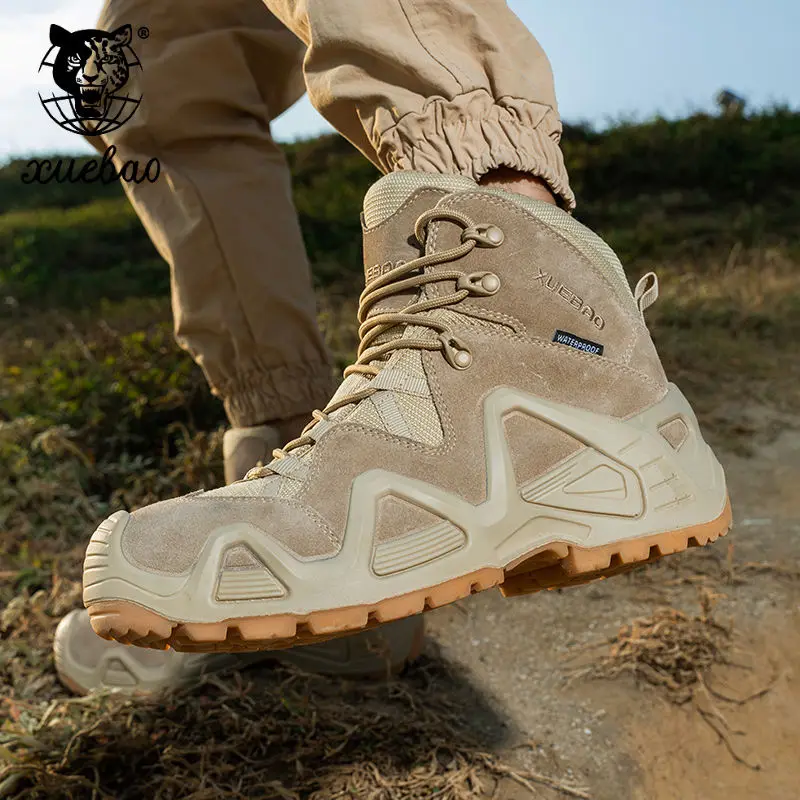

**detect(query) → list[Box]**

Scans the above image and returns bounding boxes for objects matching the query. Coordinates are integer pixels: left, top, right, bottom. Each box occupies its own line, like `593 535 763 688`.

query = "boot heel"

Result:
499 497 732 598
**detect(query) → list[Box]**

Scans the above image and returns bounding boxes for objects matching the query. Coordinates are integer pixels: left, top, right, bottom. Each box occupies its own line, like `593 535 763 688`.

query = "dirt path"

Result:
424 426 800 799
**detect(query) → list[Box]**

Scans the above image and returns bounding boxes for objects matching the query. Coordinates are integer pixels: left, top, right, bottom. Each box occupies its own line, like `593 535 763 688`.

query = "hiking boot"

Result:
83 172 731 652
54 607 423 694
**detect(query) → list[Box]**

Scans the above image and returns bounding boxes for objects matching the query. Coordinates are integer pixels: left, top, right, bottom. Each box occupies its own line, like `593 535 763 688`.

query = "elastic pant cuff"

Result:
373 89 576 211
217 358 336 428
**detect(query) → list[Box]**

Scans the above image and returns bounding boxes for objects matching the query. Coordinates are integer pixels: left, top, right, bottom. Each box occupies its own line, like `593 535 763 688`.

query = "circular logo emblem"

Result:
38 23 143 136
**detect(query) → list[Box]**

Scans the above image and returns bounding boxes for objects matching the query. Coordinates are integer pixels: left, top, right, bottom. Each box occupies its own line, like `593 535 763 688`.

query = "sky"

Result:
1 0 798 160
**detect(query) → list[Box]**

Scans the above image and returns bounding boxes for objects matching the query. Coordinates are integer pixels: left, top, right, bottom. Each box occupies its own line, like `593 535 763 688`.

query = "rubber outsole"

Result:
88 497 731 653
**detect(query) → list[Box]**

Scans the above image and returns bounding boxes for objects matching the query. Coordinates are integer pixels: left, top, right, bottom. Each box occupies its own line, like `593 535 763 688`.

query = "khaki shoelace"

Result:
244 207 503 481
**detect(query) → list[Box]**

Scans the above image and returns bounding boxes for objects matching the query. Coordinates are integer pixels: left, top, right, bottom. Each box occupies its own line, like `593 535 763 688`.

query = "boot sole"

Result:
84 384 730 652
87 497 730 653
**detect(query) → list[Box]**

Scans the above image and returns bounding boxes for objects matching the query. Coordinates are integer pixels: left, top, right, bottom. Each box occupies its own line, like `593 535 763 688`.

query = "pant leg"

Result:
90 0 335 427
262 0 575 210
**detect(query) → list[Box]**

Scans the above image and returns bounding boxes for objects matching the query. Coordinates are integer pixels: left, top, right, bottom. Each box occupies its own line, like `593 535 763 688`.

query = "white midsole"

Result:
83 383 728 622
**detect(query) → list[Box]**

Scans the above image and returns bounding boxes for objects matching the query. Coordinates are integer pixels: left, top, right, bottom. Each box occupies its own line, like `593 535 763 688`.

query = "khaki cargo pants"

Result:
91 0 574 427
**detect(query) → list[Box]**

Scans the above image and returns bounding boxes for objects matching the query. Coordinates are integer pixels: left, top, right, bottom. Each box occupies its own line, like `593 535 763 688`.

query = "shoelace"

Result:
243 207 504 481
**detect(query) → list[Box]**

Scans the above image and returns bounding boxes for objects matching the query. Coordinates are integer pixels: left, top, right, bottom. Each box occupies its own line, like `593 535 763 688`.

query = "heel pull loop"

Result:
634 272 659 317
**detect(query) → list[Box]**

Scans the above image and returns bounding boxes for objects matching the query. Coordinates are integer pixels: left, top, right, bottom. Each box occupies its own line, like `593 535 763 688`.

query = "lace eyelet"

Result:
457 271 501 296
461 224 504 248
439 332 473 370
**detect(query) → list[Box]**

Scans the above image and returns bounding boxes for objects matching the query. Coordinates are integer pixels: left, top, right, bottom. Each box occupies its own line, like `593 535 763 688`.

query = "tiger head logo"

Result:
39 23 142 135
49 24 133 118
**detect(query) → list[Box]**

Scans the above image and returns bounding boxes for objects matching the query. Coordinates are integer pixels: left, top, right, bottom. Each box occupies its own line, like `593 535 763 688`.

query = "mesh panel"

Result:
428 308 513 335
251 403 358 491
363 172 475 228
327 402 357 425
372 391 412 437
347 396 387 431
277 476 303 499
335 343 444 446
290 442 313 459
395 394 444 446
387 347 425 372
328 373 371 407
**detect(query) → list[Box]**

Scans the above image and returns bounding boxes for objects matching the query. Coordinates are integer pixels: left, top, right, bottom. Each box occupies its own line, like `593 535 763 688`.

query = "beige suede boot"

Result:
83 172 730 652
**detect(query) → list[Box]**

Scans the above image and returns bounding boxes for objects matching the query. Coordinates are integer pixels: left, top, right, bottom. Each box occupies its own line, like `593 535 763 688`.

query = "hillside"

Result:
1 108 798 307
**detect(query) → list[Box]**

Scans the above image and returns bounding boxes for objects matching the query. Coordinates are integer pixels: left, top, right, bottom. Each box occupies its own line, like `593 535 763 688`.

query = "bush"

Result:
1 108 798 309
1 317 224 468
0 199 166 307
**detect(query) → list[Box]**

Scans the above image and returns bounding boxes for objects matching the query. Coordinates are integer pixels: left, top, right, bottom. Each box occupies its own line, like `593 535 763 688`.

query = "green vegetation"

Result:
1 108 799 798
2 108 799 306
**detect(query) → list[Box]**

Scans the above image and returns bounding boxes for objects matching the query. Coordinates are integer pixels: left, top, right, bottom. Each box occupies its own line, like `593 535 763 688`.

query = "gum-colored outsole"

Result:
88 498 732 653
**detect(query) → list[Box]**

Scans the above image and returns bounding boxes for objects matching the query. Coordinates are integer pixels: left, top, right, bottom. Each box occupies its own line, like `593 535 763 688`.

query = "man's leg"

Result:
90 0 333 434
264 0 572 207
84 1 730 652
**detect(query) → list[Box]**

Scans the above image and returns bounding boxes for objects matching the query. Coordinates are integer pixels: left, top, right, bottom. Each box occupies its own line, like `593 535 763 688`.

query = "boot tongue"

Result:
361 172 477 291
252 175 479 475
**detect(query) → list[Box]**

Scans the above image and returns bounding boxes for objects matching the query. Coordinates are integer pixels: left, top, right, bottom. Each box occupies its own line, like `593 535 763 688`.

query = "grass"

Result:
569 587 780 771
568 589 733 705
